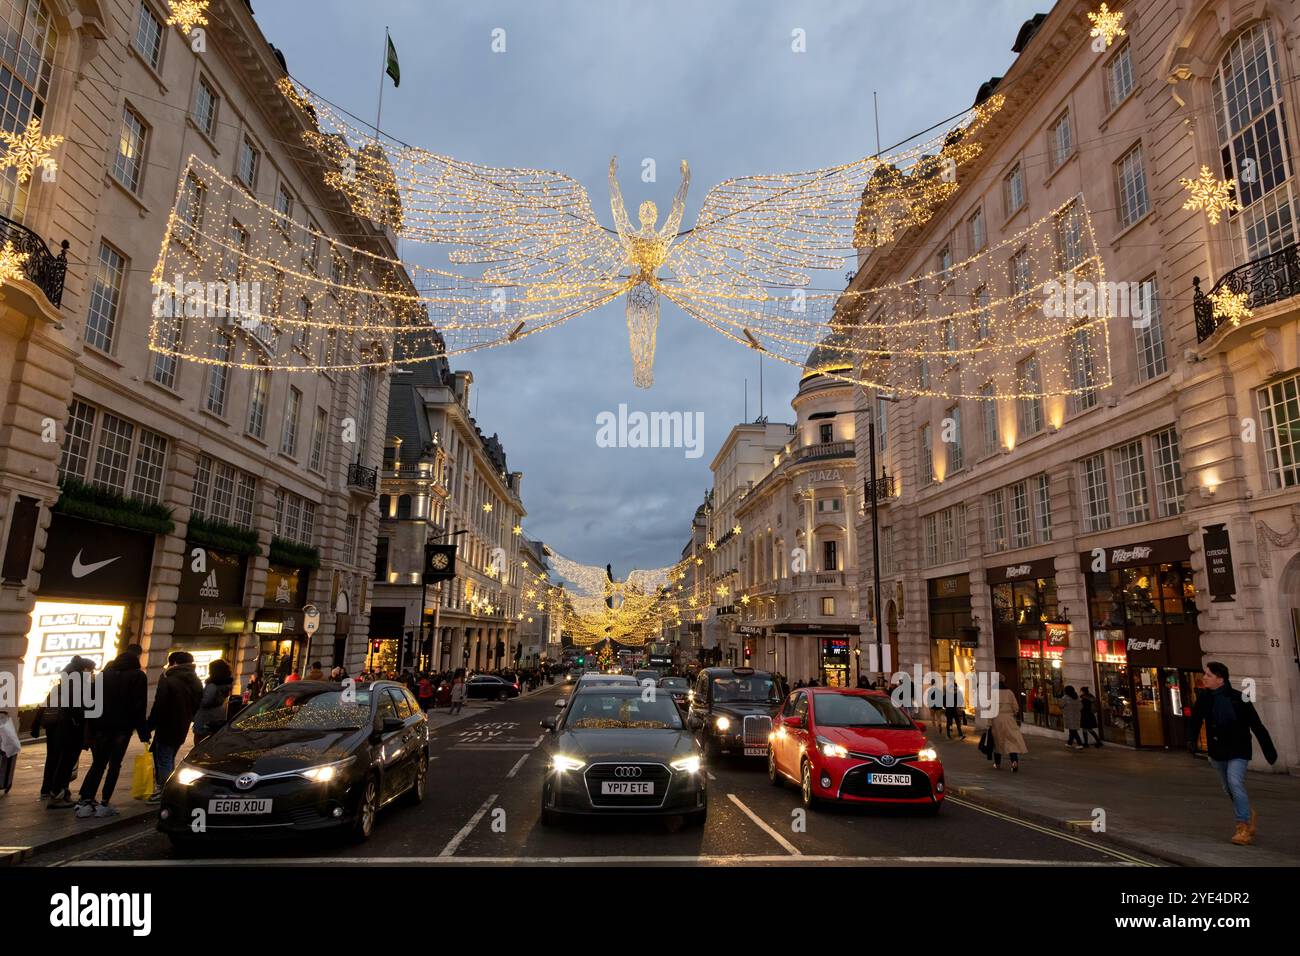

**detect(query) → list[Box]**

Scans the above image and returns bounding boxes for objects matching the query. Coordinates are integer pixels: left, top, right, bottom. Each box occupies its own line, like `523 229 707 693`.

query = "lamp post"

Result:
865 393 899 686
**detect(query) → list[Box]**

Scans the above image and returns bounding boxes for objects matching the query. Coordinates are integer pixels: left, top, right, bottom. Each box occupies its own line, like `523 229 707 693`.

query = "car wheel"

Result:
800 760 821 811
541 806 560 827
768 748 783 787
686 806 707 827
403 751 428 806
352 775 379 842
704 733 721 760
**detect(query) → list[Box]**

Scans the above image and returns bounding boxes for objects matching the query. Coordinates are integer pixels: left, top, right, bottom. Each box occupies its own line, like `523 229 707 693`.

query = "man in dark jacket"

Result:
144 651 203 801
1187 661 1278 846
33 656 95 807
75 647 148 818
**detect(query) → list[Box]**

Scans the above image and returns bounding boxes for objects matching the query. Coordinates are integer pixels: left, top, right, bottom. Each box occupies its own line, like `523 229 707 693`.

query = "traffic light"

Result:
577 656 585 665
744 645 752 661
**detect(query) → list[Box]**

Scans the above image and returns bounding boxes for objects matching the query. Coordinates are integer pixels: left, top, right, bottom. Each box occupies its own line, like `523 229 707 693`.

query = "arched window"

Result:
378 494 391 516
1214 21 1296 258
0 0 56 220
396 494 412 519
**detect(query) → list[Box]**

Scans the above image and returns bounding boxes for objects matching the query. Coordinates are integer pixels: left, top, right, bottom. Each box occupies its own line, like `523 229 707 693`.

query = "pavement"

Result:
927 721 1300 867
0 690 535 865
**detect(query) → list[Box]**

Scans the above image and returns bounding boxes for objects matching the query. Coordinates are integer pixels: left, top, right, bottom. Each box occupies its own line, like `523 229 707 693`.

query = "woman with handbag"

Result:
990 681 1028 772
193 659 234 743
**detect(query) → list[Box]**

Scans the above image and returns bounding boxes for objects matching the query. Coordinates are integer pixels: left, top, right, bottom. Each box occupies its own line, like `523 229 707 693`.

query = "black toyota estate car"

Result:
539 686 706 827
688 666 785 759
158 680 429 848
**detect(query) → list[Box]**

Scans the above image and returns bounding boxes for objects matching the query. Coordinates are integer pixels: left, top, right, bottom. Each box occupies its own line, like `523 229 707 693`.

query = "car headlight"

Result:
175 765 205 786
715 716 731 732
551 754 585 772
817 736 848 759
670 756 701 774
917 747 939 762
300 757 355 782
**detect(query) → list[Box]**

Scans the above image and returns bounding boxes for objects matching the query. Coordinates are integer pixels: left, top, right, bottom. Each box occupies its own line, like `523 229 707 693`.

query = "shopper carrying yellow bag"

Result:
130 746 154 800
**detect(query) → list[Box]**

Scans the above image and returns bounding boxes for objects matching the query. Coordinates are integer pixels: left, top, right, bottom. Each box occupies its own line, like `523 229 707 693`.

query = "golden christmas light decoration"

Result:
512 524 522 535
1180 165 1240 225
272 77 1003 388
0 116 62 184
0 240 29 284
1208 288 1252 327
166 0 209 34
1086 4 1125 48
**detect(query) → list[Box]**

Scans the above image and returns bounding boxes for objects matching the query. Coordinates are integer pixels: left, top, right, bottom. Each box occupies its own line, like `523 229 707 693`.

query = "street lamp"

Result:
866 392 900 686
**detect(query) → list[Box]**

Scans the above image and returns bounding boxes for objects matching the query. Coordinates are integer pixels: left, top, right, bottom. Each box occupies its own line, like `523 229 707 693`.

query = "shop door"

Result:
1159 668 1193 749
822 663 848 687
1133 667 1164 747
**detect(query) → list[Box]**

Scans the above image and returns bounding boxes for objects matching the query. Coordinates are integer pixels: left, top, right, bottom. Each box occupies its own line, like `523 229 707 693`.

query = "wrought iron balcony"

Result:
0 214 68 308
794 440 854 462
1194 243 1300 343
347 461 378 492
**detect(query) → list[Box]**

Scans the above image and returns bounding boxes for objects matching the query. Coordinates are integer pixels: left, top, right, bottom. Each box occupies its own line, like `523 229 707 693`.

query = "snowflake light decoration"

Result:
1181 165 1240 224
0 117 63 184
166 0 209 35
1209 289 1252 327
1087 4 1126 48
0 240 29 284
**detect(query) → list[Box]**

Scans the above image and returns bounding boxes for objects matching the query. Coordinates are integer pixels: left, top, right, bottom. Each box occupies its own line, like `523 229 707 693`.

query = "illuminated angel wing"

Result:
664 95 1004 296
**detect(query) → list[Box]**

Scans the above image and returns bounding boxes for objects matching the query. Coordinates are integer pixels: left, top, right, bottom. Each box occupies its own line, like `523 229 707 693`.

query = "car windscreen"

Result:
710 675 781 703
231 687 372 731
813 693 915 728
658 678 688 690
566 692 683 730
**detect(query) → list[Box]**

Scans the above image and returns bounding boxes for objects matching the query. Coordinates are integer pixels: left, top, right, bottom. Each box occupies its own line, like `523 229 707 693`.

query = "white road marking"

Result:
705 771 717 781
506 754 530 778
946 796 1157 866
451 744 537 751
533 734 544 747
71 855 1138 867
437 793 498 857
727 793 801 856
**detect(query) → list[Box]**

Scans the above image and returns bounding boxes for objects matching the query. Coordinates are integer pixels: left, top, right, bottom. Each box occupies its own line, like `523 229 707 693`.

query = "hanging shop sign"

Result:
1202 525 1237 603
264 563 309 608
1046 621 1069 647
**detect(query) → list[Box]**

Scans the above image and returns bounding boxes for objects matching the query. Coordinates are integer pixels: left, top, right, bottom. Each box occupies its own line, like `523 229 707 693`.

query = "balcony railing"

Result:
347 462 378 492
0 214 68 308
792 571 844 588
1195 243 1300 343
794 440 854 462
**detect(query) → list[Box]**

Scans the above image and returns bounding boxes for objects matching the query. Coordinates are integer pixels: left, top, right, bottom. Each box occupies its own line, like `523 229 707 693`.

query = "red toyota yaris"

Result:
767 687 944 814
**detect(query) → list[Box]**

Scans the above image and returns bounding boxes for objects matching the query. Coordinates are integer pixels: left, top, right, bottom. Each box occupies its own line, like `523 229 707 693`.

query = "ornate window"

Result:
0 0 56 219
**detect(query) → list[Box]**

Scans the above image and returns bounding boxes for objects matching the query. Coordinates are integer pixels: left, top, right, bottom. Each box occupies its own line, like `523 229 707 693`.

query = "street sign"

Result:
302 605 320 636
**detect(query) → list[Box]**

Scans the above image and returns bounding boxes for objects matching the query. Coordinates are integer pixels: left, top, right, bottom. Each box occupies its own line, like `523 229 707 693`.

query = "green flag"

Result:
385 35 400 88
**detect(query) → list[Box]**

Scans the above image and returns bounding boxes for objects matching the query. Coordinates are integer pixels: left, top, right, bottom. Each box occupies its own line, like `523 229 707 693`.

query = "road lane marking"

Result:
506 754 530 778
727 793 800 856
438 793 498 857
71 855 1137 867
705 772 717 781
946 796 1157 866
533 734 544 747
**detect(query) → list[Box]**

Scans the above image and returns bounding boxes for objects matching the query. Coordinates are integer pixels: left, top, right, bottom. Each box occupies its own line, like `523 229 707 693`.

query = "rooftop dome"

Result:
800 328 855 389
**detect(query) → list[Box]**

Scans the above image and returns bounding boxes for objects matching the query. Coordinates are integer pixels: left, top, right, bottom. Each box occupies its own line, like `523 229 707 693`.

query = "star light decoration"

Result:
1180 165 1240 224
0 116 63 184
166 0 209 35
0 240 29 284
1208 288 1253 327
1087 4 1126 47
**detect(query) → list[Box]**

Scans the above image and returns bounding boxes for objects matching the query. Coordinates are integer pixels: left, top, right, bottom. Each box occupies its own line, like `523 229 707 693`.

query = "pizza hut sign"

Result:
1004 564 1032 579
1111 546 1153 564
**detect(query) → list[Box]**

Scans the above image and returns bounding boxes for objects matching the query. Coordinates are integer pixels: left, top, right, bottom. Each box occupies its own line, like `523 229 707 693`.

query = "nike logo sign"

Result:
71 550 121 579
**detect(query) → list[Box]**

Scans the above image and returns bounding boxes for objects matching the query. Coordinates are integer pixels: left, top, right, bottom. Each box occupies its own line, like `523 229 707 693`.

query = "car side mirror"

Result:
555 698 567 709
540 716 557 732
687 715 703 731
785 716 803 729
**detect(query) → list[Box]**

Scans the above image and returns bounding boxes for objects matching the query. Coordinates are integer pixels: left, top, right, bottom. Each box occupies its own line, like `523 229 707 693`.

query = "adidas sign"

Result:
199 570 220 599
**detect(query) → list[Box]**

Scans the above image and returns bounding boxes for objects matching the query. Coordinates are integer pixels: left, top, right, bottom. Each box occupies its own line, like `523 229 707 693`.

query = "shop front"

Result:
988 559 1063 729
20 514 155 711
1082 536 1203 748
173 546 248 680
367 606 405 674
256 562 312 685
928 573 974 693
779 623 858 685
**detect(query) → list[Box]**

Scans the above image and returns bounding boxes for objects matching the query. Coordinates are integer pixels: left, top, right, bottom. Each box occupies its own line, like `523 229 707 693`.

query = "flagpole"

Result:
374 26 389 139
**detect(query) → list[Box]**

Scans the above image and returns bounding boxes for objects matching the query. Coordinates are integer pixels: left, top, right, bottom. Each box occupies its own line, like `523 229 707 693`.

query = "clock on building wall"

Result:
424 544 457 583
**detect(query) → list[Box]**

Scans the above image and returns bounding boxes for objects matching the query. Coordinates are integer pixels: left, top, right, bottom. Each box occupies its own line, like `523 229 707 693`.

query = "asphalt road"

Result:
37 682 1162 867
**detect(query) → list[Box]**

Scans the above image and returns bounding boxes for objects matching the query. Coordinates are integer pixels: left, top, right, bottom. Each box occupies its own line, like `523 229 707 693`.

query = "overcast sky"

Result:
255 0 1045 573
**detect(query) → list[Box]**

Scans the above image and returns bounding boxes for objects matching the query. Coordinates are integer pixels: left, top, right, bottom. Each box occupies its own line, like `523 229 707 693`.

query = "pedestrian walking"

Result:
193 659 235 743
944 678 966 740
989 681 1027 772
76 646 148 818
144 651 203 800
33 656 94 807
1059 685 1085 749
306 661 325 681
1080 688 1103 747
1187 661 1277 846
449 668 467 715
417 674 435 712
